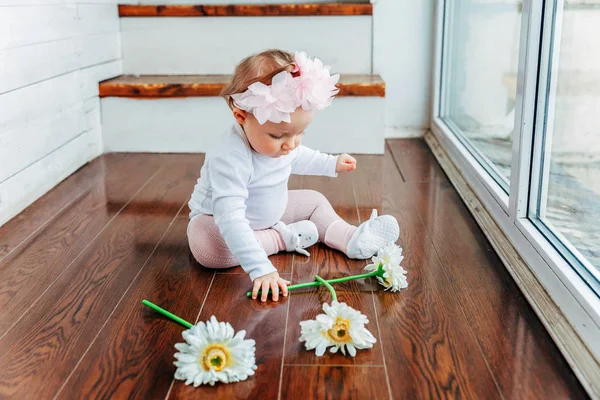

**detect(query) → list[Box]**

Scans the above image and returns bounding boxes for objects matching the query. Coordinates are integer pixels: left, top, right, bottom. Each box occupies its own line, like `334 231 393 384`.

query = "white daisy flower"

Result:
365 244 408 292
173 316 257 387
299 301 376 357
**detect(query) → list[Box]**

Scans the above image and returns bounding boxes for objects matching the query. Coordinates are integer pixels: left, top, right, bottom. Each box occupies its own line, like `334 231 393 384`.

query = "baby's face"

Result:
238 109 315 158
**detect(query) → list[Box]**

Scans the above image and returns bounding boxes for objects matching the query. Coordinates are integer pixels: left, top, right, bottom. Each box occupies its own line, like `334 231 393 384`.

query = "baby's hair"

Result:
220 49 296 109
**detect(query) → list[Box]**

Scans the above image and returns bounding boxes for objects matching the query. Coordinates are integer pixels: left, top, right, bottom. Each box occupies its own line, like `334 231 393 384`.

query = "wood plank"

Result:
387 139 449 183
102 154 199 216
0 71 81 131
0 23 118 94
0 156 201 399
59 218 215 399
281 365 389 399
119 4 373 17
384 139 587 398
301 167 356 210
0 99 98 183
216 253 294 275
130 0 371 3
99 74 385 98
371 150 502 398
0 5 78 50
1 60 120 134
168 273 290 399
351 154 386 209
0 37 79 95
0 4 118 51
0 154 166 334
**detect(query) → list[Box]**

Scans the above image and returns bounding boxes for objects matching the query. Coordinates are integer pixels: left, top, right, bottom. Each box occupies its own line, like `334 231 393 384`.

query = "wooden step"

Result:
118 3 372 17
99 74 385 98
100 74 386 154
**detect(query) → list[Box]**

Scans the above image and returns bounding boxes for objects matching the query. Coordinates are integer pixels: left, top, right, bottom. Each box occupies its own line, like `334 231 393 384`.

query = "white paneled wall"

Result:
0 1 122 226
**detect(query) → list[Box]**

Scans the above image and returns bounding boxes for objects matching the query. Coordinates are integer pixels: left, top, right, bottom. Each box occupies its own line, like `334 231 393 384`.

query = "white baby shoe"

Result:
273 220 319 257
346 210 399 259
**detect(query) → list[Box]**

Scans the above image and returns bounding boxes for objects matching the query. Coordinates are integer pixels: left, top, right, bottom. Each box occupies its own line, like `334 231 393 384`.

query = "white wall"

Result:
373 0 435 138
0 1 122 226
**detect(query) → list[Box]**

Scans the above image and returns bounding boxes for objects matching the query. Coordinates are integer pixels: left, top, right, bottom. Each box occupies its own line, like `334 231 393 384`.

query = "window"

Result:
529 0 600 293
432 0 600 392
440 0 524 192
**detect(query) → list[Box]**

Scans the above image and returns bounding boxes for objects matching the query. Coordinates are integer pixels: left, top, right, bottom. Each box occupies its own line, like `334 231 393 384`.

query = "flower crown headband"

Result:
231 52 340 125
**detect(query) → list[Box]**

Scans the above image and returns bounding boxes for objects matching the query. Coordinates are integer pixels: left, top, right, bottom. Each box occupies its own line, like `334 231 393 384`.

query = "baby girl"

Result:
187 49 399 302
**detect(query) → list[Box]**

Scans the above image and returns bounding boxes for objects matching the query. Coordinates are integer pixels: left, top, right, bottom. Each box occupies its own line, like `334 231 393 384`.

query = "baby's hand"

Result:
336 154 357 173
252 271 291 302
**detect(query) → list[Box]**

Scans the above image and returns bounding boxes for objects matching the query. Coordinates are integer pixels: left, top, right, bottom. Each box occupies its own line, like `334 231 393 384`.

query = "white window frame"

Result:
431 0 600 392
436 0 511 213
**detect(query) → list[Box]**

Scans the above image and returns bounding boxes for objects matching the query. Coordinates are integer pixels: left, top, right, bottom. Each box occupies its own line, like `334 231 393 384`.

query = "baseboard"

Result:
384 127 427 138
424 131 600 399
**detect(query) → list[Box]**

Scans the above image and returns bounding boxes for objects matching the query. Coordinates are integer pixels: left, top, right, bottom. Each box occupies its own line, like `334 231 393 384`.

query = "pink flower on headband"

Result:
231 52 340 125
231 71 297 125
293 51 340 111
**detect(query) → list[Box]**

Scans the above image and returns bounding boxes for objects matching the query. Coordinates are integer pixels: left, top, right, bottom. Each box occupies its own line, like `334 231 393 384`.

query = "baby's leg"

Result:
187 215 285 268
282 190 357 254
282 190 399 259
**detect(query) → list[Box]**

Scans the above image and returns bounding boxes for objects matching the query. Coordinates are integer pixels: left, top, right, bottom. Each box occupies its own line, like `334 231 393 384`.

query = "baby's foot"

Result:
346 210 399 259
273 220 319 257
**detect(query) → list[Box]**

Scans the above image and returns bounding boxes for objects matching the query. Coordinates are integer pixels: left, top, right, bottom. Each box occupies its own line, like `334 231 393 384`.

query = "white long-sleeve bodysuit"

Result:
188 123 338 280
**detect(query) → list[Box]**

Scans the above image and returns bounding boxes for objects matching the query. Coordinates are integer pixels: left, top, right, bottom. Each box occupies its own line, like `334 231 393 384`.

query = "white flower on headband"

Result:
231 52 340 125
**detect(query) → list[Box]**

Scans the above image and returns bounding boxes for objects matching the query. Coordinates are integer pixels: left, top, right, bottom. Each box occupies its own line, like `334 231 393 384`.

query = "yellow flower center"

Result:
383 276 392 286
200 344 230 372
327 317 352 344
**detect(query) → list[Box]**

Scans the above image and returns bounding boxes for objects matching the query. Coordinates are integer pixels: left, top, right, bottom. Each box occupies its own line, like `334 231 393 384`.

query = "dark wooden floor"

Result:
0 140 587 399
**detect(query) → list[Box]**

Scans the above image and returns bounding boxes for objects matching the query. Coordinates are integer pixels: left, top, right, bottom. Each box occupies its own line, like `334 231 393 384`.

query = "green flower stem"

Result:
315 275 337 302
142 299 193 329
245 264 384 298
